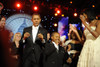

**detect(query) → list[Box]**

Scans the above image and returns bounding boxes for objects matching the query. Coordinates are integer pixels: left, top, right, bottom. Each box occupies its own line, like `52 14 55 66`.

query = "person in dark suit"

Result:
21 13 48 67
44 32 68 67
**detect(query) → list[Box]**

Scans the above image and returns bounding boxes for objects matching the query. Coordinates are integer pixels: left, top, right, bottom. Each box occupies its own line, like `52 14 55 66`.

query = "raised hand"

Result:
79 14 86 23
38 33 44 40
23 32 30 40
66 57 72 63
69 24 77 33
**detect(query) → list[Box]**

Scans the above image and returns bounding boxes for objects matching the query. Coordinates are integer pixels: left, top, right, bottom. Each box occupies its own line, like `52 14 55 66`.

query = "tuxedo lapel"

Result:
51 42 55 48
51 42 59 53
59 46 65 54
28 26 33 41
35 27 41 40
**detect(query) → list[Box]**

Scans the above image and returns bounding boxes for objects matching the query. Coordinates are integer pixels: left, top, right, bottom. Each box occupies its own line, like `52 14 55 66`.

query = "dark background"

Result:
1 0 100 33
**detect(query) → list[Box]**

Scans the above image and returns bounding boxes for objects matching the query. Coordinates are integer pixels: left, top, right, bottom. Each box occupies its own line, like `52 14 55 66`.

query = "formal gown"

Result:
77 26 100 67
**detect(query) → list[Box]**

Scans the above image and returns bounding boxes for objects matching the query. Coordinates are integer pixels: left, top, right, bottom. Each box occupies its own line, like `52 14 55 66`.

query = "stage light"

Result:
16 3 21 8
55 8 61 15
74 13 77 17
57 10 61 14
70 1 72 4
62 14 64 17
55 13 58 16
54 23 57 27
55 8 58 11
34 6 38 10
33 6 38 11
92 5 95 8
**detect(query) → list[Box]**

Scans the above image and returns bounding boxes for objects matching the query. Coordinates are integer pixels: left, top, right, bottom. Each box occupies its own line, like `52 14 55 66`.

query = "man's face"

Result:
31 15 41 27
51 33 60 45
0 17 6 28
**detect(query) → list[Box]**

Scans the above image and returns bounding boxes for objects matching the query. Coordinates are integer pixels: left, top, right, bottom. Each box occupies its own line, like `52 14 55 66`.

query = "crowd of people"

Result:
0 4 100 67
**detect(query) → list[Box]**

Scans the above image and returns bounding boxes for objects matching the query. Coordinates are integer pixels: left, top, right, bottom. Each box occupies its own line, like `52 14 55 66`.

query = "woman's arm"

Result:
68 26 73 40
70 24 86 44
74 30 82 42
68 33 71 40
82 21 99 38
80 15 100 38
95 20 100 36
70 24 82 42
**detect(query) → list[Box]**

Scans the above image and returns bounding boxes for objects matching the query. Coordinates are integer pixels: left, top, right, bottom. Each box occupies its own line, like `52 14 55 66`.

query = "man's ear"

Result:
96 16 98 20
85 15 88 19
40 18 41 22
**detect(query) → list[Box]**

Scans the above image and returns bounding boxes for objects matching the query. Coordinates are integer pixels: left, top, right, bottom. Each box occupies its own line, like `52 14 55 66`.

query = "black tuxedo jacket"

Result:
21 26 47 63
44 42 68 67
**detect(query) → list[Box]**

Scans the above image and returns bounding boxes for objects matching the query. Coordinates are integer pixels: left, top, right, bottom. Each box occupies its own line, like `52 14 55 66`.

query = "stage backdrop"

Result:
6 14 33 35
58 17 81 39
58 17 69 39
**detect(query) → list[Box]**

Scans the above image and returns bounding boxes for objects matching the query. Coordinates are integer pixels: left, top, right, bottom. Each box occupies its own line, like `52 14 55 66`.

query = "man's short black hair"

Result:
51 32 59 37
32 13 41 18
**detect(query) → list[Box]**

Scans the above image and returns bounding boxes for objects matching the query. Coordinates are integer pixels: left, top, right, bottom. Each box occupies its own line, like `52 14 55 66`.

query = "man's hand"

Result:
47 33 50 41
66 57 72 63
69 24 77 33
12 55 18 60
23 32 30 40
38 33 44 41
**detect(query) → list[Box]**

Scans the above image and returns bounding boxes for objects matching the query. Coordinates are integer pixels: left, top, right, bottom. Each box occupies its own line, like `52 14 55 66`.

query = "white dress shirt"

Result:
52 41 59 50
23 25 45 43
32 25 39 43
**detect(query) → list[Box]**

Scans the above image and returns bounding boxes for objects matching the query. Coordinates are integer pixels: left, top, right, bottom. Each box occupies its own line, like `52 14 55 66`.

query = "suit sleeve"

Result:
44 43 56 56
19 28 26 58
36 29 48 48
20 28 28 44
42 29 48 43
44 30 48 41
64 52 69 60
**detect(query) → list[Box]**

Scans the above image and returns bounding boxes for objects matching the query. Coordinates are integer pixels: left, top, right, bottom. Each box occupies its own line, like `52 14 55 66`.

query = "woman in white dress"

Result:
70 10 100 67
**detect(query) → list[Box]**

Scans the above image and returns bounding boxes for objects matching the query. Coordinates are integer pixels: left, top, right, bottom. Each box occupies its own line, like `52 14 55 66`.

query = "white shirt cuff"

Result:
23 40 25 43
42 39 45 43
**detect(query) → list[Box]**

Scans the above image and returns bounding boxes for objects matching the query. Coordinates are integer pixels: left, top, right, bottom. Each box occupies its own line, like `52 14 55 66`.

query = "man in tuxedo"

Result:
21 13 48 67
44 32 69 67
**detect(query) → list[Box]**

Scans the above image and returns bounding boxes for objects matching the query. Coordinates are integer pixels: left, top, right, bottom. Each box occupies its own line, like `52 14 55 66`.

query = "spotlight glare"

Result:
62 14 64 17
57 10 61 14
16 3 21 8
92 5 95 8
70 1 72 4
74 13 77 17
54 23 57 27
55 13 58 16
33 6 38 11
